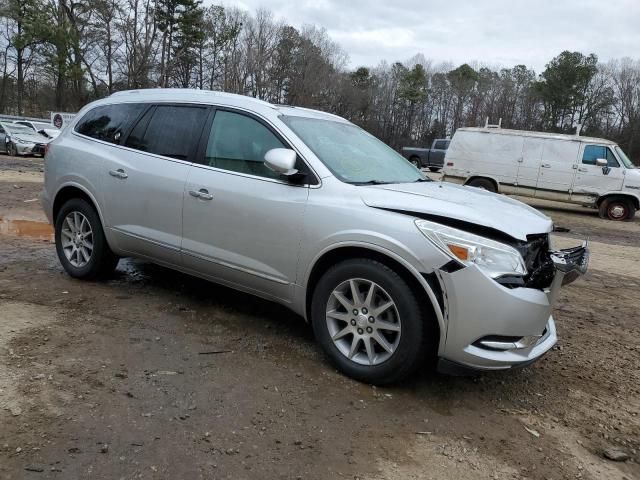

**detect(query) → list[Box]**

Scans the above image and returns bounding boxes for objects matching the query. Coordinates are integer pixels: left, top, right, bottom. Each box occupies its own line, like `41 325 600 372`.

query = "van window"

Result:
75 104 145 144
204 110 284 179
582 145 620 167
125 105 208 161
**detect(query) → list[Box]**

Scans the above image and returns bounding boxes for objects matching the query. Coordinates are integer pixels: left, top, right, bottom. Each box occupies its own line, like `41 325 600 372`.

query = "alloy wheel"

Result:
60 211 94 268
325 278 401 366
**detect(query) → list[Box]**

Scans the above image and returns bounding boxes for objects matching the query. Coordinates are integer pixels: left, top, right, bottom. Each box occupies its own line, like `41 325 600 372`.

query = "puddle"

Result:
0 217 53 241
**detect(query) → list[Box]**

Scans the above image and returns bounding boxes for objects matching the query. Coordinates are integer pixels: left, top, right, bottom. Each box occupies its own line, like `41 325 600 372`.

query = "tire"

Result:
598 197 636 221
311 258 435 385
429 167 441 173
409 156 421 168
8 142 17 156
466 177 497 193
55 198 119 279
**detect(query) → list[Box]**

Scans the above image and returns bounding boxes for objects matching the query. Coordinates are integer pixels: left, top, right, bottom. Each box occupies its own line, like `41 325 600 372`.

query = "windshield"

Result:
281 115 426 184
615 146 636 168
4 124 34 135
33 122 52 130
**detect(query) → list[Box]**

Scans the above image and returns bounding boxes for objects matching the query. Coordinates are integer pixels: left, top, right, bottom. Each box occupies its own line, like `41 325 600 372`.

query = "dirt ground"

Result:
0 156 638 480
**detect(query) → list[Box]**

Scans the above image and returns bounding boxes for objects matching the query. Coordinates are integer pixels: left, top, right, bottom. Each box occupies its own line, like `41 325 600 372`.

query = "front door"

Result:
182 109 310 302
571 144 625 202
100 103 209 264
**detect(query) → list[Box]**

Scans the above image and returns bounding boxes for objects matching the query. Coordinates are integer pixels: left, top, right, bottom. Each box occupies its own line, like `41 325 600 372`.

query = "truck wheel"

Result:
409 156 421 168
599 197 635 221
467 178 496 193
311 258 434 385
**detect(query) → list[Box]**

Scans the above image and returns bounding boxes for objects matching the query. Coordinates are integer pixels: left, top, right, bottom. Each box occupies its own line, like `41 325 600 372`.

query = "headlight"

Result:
17 139 27 144
415 219 527 278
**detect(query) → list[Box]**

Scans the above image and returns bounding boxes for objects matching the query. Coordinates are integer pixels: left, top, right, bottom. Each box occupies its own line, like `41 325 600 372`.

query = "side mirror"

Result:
595 158 607 167
264 148 298 176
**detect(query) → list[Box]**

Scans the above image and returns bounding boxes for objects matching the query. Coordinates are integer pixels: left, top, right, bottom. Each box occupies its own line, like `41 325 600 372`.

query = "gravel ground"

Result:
0 156 638 479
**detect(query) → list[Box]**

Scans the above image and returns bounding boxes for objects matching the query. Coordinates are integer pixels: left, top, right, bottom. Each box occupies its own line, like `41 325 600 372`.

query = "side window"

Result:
125 105 208 161
434 140 448 150
582 145 619 167
75 103 145 144
204 110 285 179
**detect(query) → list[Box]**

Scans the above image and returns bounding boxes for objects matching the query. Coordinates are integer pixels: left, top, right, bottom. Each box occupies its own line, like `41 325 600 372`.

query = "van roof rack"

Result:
484 117 502 129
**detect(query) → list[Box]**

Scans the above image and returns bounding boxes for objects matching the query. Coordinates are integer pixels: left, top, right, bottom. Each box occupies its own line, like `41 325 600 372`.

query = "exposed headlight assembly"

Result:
415 219 527 278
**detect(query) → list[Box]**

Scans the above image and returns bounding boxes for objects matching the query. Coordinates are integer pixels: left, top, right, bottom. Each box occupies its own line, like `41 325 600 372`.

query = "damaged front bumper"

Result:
436 242 589 373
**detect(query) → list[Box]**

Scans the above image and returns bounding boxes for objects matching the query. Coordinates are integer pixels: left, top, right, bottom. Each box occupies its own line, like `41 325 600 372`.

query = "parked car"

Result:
442 127 639 221
41 89 588 384
401 139 450 171
14 120 61 139
0 121 50 156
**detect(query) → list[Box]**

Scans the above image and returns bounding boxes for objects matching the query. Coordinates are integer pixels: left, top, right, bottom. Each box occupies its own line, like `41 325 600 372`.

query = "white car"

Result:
14 120 61 140
442 127 639 221
0 122 50 156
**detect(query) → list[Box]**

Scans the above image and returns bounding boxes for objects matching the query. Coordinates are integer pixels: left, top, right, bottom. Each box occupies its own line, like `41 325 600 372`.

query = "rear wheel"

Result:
311 258 434 385
409 156 421 168
467 177 497 193
55 198 119 279
599 197 636 221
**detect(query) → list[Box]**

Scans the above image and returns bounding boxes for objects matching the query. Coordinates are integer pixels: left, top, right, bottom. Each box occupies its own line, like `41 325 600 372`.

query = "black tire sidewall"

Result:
55 198 115 279
602 198 634 221
9 143 17 156
311 259 429 384
467 178 496 192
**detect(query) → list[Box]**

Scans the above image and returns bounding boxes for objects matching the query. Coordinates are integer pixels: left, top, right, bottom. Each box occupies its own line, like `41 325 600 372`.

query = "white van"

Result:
442 127 640 221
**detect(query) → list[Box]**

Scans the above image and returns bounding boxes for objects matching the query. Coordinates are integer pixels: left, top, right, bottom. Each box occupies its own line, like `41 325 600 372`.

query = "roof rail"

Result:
484 117 502 129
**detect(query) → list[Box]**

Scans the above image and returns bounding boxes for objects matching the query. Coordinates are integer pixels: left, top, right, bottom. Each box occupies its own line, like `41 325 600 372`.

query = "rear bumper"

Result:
436 244 588 372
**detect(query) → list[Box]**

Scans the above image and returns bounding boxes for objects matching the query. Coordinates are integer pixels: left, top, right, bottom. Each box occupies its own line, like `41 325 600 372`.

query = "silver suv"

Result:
41 89 588 384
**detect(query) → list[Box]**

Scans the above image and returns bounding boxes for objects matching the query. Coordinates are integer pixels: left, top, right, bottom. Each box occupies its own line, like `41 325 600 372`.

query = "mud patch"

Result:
0 216 53 241
0 302 58 419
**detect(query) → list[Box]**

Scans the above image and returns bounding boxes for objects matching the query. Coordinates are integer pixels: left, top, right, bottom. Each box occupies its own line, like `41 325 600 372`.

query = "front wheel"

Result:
55 198 119 279
8 142 17 156
311 258 434 385
599 197 636 221
409 156 421 168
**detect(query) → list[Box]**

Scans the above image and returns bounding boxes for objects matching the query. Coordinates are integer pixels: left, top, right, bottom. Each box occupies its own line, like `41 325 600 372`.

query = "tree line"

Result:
1 0 639 162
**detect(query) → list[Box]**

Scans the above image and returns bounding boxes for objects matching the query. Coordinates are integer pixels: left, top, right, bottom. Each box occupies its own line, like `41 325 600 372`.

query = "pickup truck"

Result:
402 139 450 171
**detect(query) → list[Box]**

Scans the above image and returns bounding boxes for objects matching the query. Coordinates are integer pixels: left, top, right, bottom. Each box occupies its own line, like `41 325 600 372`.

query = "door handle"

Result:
541 163 551 168
189 188 213 200
577 167 588 172
109 168 128 179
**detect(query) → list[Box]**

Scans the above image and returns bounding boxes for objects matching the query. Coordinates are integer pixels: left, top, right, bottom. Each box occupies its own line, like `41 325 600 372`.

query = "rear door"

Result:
181 108 311 302
99 103 209 264
534 139 580 200
572 144 625 201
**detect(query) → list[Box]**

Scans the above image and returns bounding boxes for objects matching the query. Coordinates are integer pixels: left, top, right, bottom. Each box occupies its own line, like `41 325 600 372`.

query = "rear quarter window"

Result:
75 103 145 144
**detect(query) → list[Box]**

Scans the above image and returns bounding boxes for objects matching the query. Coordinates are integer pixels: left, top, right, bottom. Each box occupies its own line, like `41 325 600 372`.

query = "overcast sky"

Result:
227 0 640 74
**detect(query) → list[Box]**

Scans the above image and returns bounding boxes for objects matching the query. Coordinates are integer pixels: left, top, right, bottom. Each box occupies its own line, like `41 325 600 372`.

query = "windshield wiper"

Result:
350 180 390 185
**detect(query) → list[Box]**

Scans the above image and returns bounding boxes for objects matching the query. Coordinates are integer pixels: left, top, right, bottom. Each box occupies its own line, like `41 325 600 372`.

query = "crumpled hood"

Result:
360 181 553 241
11 132 51 144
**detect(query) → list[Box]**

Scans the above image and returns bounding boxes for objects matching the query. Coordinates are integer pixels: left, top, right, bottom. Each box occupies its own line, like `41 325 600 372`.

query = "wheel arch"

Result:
304 244 445 350
596 192 640 210
53 183 105 226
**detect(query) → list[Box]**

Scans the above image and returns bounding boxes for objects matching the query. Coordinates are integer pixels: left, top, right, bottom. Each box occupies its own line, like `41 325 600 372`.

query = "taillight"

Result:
446 162 454 166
